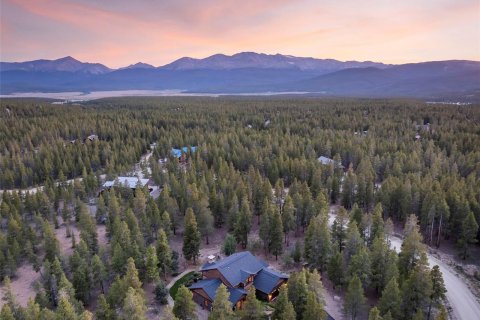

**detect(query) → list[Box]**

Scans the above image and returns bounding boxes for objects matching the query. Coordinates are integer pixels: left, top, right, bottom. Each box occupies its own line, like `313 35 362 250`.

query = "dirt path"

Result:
390 237 480 320
165 267 196 306
329 207 480 320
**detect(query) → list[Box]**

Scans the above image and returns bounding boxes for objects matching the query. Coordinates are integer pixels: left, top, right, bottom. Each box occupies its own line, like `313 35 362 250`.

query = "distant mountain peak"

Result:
121 62 155 70
57 56 79 62
0 56 111 74
161 51 386 71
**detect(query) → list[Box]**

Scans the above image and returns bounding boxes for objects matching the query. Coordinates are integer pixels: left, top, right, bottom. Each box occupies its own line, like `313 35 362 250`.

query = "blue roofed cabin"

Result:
171 146 197 163
189 251 288 311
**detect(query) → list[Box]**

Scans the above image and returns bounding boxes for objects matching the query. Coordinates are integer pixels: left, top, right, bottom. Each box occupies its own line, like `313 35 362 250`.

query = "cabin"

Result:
189 251 288 311
102 177 153 193
318 156 344 169
171 146 197 163
84 134 98 142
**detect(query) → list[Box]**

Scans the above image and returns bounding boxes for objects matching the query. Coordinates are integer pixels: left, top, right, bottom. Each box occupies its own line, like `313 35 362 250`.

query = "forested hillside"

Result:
0 97 478 320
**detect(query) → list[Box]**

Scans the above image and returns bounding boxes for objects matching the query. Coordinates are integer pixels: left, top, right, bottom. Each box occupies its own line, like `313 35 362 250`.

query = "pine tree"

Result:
95 294 114 320
222 233 236 256
55 295 78 320
281 302 296 320
91 255 106 294
435 306 448 320
269 207 284 259
332 207 349 252
328 250 345 289
378 278 401 320
368 307 383 320
234 198 252 249
161 305 180 320
287 269 308 318
303 291 325 320
348 246 371 289
157 228 172 279
209 284 234 320
343 275 366 320
458 211 479 259
145 245 160 282
121 287 147 320
239 286 263 320
0 304 15 320
306 269 325 306
124 257 143 297
182 208 201 263
173 285 197 320
43 221 60 262
398 215 426 277
428 265 446 320
304 215 331 270
282 195 296 245
401 253 432 319
272 285 289 319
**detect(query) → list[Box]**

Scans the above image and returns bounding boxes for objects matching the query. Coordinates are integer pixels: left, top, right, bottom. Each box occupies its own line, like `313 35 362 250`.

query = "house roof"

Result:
189 279 246 304
253 268 288 294
318 156 344 168
318 156 335 165
103 177 150 189
171 146 197 158
200 251 268 287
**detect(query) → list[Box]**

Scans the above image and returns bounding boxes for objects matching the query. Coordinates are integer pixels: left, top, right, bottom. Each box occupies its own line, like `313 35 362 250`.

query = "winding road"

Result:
328 209 480 320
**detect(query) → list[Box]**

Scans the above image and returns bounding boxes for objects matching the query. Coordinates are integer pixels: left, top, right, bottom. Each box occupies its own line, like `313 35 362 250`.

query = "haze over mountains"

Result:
1 52 479 101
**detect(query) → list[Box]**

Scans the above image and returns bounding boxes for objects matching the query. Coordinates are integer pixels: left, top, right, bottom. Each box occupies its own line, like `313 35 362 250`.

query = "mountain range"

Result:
1 52 479 101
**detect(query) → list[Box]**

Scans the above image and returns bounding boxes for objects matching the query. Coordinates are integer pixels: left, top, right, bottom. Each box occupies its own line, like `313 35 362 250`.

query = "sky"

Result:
1 0 479 68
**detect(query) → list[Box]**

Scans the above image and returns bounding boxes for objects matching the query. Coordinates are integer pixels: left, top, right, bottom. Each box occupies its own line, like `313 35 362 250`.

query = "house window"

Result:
204 299 209 307
247 276 254 283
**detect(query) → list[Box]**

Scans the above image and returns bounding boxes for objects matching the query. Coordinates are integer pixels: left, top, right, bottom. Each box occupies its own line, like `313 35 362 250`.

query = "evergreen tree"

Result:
154 281 169 305
457 211 479 259
269 207 284 259
398 215 426 277
343 275 366 320
95 294 114 320
182 208 201 263
157 228 172 279
145 245 160 282
124 257 143 297
239 286 263 320
401 253 432 319
378 278 401 320
328 250 345 289
435 306 448 320
287 269 308 318
282 302 296 320
304 215 331 270
173 285 197 320
0 304 15 320
222 233 236 256
55 295 78 320
272 285 289 320
303 291 325 320
209 284 234 320
43 221 60 262
428 265 446 320
282 195 296 245
234 199 252 249
121 287 147 320
368 307 383 320
332 207 349 252
162 305 180 320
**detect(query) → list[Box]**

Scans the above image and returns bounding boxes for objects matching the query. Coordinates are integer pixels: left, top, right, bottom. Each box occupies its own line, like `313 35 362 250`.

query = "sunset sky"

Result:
1 0 479 68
